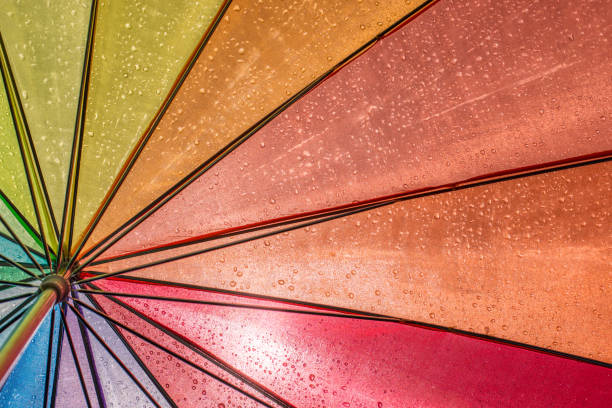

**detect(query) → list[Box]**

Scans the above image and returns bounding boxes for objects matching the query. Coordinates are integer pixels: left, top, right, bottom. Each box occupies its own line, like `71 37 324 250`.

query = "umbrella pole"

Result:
0 274 69 388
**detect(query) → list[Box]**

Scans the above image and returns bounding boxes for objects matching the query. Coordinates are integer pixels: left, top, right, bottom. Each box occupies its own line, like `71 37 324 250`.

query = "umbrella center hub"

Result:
40 275 70 303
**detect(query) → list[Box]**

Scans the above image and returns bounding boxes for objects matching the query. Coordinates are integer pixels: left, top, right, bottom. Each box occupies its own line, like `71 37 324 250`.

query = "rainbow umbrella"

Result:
0 0 610 406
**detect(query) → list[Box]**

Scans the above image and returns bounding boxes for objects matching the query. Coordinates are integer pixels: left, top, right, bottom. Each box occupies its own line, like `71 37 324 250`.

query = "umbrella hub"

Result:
40 275 70 303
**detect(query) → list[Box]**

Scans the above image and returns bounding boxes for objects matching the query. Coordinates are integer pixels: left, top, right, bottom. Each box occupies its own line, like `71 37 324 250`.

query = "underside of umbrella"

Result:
0 0 610 407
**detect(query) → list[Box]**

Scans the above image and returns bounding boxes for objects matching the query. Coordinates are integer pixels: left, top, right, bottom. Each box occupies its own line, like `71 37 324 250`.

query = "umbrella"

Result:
0 0 610 406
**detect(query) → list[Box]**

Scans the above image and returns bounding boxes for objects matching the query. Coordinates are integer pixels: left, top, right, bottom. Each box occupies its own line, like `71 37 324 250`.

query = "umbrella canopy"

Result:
0 0 610 407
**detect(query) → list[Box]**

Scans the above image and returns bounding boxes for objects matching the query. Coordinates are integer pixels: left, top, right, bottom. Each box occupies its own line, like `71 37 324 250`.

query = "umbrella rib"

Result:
67 0 233 270
67 302 169 408
0 91 53 271
0 33 59 254
0 212 45 274
0 260 42 270
72 0 440 269
77 288 402 323
84 289 299 408
57 0 99 265
76 273 397 319
0 253 41 280
0 291 38 328
73 155 612 286
59 306 94 408
0 277 38 290
91 293 612 370
81 274 612 369
0 279 38 288
74 201 387 283
73 299 107 408
72 296 283 408
77 152 612 275
0 190 48 256
78 199 386 273
0 309 26 336
0 230 50 275
49 311 64 408
89 198 402 267
43 309 56 408
0 292 35 304
406 322 612 370
78 288 178 407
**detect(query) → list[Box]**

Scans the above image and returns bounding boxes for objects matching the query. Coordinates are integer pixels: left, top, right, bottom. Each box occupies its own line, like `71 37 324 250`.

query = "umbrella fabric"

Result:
85 0 612 362
79 0 431 252
87 278 612 407
0 0 226 243
0 81 36 228
0 0 91 220
53 300 170 407
87 160 612 362
0 285 38 346
0 196 43 255
0 0 610 407
71 0 225 242
90 0 612 259
0 312 59 407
